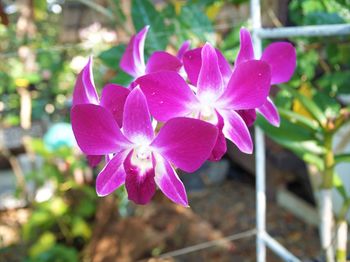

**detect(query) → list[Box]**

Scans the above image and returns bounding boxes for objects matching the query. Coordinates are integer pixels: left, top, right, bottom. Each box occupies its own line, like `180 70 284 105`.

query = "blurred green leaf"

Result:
40 197 68 217
30 139 50 156
34 0 47 21
301 0 325 13
23 210 53 240
313 92 341 119
30 244 79 262
220 24 242 50
29 232 56 258
71 217 92 240
295 47 318 80
99 45 125 71
111 0 126 21
257 115 325 155
317 71 350 95
110 71 133 86
304 12 344 25
132 0 169 52
335 153 350 164
178 4 214 44
73 196 96 218
299 152 324 170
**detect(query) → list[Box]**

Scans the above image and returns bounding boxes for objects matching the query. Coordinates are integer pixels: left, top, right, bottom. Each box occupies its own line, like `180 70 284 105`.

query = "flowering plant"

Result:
71 26 296 206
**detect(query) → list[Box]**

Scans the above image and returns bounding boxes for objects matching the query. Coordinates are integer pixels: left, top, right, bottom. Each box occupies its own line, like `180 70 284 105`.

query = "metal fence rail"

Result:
151 2 350 261
251 0 350 261
257 23 350 39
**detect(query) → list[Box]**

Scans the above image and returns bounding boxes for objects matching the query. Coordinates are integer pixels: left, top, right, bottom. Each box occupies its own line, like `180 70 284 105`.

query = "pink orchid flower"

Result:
72 57 130 167
120 26 182 81
234 28 296 127
182 28 296 127
137 43 271 160
71 87 218 206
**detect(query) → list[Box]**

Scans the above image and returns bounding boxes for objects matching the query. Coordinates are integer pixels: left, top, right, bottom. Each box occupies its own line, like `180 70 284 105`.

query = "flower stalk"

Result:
336 220 347 262
320 132 335 262
336 199 350 262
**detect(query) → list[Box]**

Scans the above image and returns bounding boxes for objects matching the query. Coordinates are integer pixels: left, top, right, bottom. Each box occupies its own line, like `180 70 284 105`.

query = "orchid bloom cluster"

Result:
71 26 296 206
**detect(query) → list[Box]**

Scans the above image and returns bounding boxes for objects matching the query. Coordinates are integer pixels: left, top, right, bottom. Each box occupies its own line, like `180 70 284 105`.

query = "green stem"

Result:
337 199 350 223
322 132 335 189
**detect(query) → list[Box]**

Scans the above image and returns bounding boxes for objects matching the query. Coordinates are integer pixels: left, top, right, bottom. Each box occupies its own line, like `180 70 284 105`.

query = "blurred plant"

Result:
258 1 350 261
0 1 94 127
98 0 220 86
19 137 99 261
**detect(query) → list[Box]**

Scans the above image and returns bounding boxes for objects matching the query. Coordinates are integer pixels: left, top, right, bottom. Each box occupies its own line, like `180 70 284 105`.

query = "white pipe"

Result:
263 232 301 262
257 24 350 39
319 189 335 262
336 220 348 262
251 1 265 262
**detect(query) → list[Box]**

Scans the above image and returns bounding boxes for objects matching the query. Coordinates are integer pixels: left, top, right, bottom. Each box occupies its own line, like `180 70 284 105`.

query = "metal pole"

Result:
257 23 350 39
250 1 265 262
263 233 301 262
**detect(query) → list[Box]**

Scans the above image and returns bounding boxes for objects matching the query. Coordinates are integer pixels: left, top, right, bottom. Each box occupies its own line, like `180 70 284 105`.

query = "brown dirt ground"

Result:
88 177 321 262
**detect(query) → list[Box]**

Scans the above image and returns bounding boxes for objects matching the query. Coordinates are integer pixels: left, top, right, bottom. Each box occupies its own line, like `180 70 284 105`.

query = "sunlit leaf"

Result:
256 115 325 156
279 108 320 131
333 172 348 201
286 86 327 126
29 232 56 258
71 217 92 240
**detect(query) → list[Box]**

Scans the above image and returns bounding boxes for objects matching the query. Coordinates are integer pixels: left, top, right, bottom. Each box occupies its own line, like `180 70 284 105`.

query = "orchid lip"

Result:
130 145 153 174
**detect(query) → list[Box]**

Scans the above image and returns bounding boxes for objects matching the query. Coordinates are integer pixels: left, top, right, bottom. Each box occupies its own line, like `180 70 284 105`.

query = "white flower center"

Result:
193 92 218 124
135 145 151 160
131 144 153 173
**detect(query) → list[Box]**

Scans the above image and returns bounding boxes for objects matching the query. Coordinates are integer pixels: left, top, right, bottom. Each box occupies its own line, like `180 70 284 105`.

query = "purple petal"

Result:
145 51 182 74
216 49 232 85
124 150 156 205
209 131 227 161
151 117 218 172
257 97 280 127
183 47 231 86
197 43 224 97
100 83 130 127
235 28 254 66
87 155 102 168
120 26 148 78
71 104 131 155
237 109 257 127
183 47 202 85
220 109 253 154
154 153 188 206
208 112 226 161
261 42 296 84
122 87 154 143
96 150 129 196
177 40 191 60
219 60 271 110
137 71 199 122
72 57 99 106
